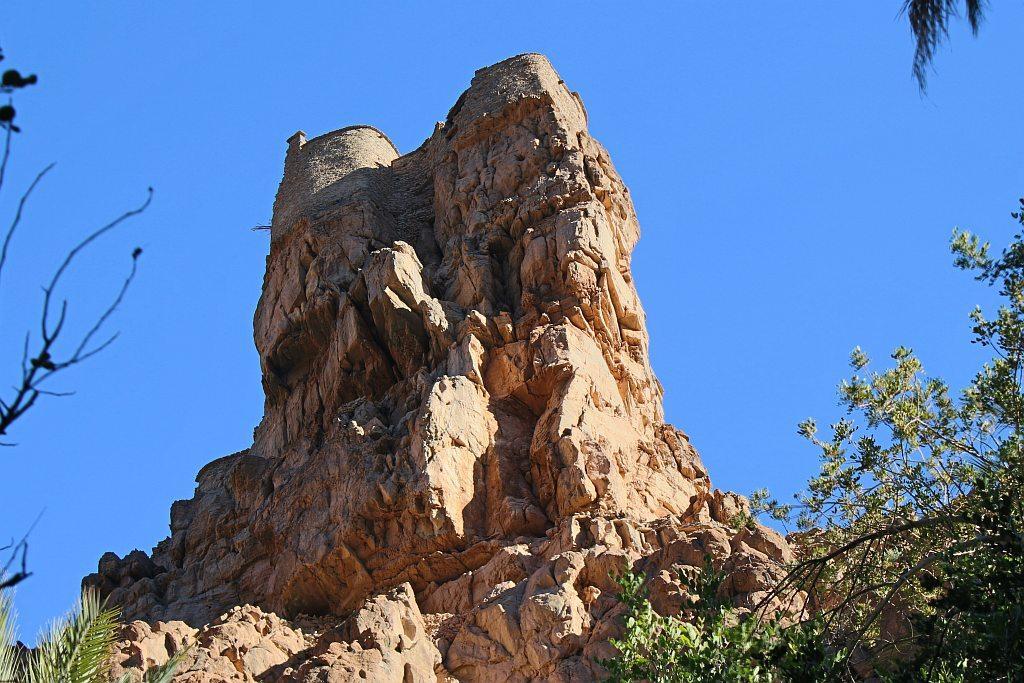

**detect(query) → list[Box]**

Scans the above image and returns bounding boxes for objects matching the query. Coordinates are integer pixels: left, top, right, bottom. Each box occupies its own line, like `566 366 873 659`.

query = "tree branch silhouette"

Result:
0 186 152 443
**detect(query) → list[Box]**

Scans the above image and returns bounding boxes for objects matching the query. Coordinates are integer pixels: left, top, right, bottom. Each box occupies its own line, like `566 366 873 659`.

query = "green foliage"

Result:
748 488 792 527
602 568 848 682
26 588 121 683
0 586 184 683
728 509 759 531
761 197 1024 679
113 651 188 683
0 590 19 683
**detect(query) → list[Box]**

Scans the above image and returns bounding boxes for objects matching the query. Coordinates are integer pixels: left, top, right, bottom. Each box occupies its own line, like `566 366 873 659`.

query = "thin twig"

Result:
41 187 152 340
0 122 12 193
0 188 152 439
0 163 55 291
0 509 44 590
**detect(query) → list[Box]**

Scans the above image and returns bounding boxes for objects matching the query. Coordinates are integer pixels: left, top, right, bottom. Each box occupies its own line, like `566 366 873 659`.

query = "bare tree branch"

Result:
0 510 43 591
0 184 153 439
0 124 12 194
0 163 55 292
40 187 152 341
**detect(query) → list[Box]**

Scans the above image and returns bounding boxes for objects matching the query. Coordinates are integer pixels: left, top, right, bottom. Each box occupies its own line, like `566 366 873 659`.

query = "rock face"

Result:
89 54 794 681
108 583 441 682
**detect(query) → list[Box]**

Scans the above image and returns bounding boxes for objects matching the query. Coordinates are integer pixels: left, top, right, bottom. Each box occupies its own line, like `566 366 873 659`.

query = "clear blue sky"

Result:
2 2 1022 640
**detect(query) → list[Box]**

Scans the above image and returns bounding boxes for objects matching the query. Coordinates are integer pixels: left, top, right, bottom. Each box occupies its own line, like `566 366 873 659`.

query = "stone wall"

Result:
271 126 400 242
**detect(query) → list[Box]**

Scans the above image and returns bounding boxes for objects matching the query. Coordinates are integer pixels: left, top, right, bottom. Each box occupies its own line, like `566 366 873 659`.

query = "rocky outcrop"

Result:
88 53 795 681
109 583 441 682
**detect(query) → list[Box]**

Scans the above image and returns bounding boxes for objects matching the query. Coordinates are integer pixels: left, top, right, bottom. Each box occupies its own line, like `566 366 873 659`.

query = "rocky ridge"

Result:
88 54 796 682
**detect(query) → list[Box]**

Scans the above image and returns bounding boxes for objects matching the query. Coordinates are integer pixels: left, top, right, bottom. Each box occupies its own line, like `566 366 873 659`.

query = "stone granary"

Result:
87 53 795 682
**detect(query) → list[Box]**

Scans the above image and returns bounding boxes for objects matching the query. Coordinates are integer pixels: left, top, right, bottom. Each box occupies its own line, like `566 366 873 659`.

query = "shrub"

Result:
602 567 849 682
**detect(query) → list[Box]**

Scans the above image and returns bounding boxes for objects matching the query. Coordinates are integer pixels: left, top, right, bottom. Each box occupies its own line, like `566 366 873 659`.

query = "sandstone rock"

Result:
109 584 439 683
88 53 795 681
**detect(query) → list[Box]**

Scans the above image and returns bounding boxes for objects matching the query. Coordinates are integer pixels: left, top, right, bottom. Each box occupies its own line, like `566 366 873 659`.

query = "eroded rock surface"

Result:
88 53 794 681
109 583 441 682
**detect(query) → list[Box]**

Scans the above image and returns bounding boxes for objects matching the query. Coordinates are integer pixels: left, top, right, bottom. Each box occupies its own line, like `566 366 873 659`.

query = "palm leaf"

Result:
141 647 187 683
0 588 22 683
26 587 120 683
113 646 188 683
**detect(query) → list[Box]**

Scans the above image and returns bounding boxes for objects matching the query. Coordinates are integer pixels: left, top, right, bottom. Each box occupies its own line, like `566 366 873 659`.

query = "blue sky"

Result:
1 2 1022 640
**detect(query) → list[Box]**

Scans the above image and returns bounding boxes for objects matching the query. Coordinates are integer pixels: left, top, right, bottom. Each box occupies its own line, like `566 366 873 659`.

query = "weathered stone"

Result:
88 53 794 681
108 584 439 683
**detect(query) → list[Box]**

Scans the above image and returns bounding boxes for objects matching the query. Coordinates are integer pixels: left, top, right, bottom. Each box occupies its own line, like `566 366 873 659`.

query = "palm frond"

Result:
142 647 188 683
26 587 120 683
0 588 22 683
113 645 188 683
903 0 987 91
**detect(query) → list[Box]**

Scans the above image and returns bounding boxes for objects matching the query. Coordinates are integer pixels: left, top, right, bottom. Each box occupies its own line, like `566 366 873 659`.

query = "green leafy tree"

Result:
757 198 1024 679
602 566 848 682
